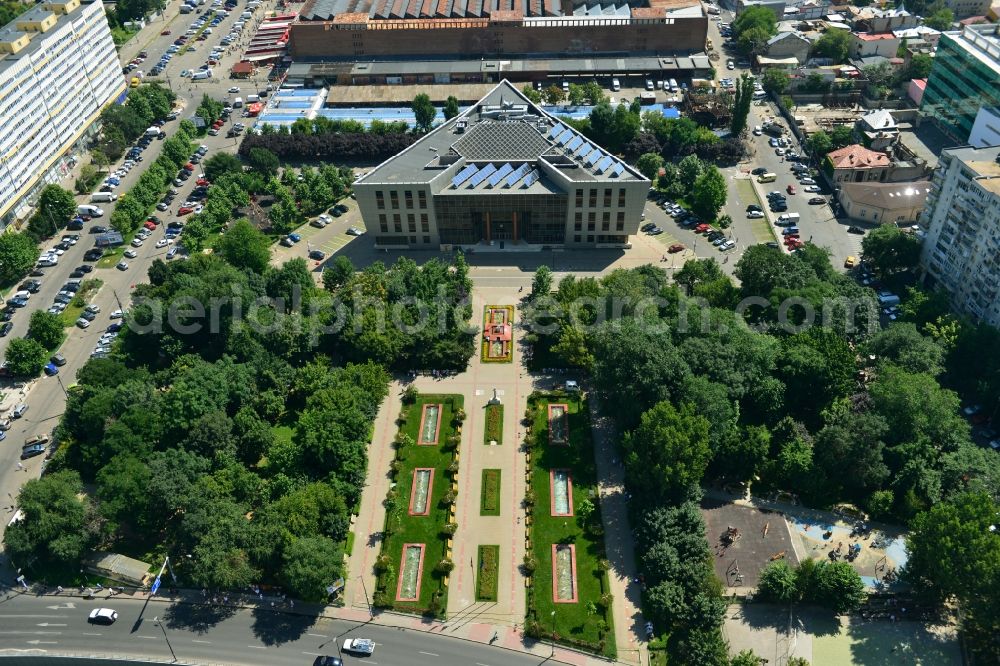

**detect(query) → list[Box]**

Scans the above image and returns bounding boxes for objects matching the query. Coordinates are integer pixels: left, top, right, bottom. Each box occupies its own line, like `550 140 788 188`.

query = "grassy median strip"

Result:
375 393 463 616
481 468 501 516
525 392 616 658
736 178 777 244
484 403 503 445
476 545 500 602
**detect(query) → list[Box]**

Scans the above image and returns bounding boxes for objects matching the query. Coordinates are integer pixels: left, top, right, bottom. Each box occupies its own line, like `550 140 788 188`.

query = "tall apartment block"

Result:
0 0 126 227
919 144 1000 326
920 24 1000 144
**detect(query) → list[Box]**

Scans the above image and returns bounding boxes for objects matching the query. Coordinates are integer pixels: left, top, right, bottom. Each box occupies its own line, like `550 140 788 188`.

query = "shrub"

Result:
402 385 419 404
434 558 455 574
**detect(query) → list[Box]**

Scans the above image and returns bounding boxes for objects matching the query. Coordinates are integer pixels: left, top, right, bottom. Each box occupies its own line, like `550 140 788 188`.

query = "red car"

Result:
178 206 194 216
667 243 685 253
694 223 711 233
143 220 157 231
212 120 224 129
183 163 195 172
196 178 210 186
787 184 796 195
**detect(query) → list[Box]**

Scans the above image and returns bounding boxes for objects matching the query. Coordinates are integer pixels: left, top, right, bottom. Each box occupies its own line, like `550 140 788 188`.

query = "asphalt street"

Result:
0 593 554 666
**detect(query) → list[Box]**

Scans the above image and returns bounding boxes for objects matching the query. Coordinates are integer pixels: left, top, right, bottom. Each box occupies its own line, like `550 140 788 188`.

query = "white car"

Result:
803 185 821 192
155 239 169 248
319 214 333 224
85 304 101 314
131 238 144 247
346 226 365 236
753 126 762 135
747 210 765 219
110 309 124 319
799 177 817 185
342 638 375 655
228 86 240 93
50 248 65 256
76 318 91 329
88 608 118 625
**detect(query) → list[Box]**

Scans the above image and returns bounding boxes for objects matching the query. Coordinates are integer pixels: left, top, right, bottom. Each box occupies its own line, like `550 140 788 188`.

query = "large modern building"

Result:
919 144 1000 326
0 0 126 227
289 0 707 65
920 24 1000 144
354 80 650 250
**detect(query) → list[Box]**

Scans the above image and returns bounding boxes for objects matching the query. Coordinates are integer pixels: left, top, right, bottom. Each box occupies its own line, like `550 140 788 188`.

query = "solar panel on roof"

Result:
505 163 531 188
556 129 574 145
548 123 564 139
488 163 514 187
612 162 625 177
452 164 478 188
596 155 615 174
522 169 540 188
566 136 583 151
577 143 594 158
586 150 604 167
469 163 497 187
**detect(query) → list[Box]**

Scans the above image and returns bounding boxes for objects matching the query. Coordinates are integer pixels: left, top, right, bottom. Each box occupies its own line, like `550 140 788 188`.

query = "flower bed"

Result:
481 468 501 516
375 394 463 616
484 403 504 445
476 545 500 602
481 305 514 363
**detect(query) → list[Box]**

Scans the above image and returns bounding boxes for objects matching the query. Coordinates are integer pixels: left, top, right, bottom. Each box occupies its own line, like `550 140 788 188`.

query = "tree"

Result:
583 81 607 106
3 470 99 566
678 154 705 190
567 83 587 106
0 232 40 284
829 124 854 150
730 74 755 136
28 311 64 350
4 337 48 376
246 147 279 178
218 219 271 274
543 85 565 105
906 53 933 80
864 322 944 375
636 152 665 180
757 560 799 602
531 265 553 299
761 68 789 94
323 256 355 290
622 401 711 504
924 7 953 30
674 257 726 296
733 6 776 54
411 93 437 133
862 62 895 100
37 184 76 227
522 84 542 104
868 364 968 451
862 224 921 276
280 536 344 601
731 650 766 666
203 152 243 182
691 166 727 222
812 29 852 64
807 130 833 157
813 561 866 613
443 95 460 121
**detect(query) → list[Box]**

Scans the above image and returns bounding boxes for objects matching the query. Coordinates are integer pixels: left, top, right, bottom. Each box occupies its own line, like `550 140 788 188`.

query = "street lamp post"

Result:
549 610 556 657
358 575 374 618
152 616 178 663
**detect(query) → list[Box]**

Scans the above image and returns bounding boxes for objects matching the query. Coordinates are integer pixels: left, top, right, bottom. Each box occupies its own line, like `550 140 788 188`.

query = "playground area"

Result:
702 497 800 590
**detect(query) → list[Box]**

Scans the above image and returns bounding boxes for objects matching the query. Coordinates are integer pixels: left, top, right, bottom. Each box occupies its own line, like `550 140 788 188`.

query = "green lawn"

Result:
481 468 501 516
735 179 777 244
477 545 499 602
484 403 503 444
96 246 125 269
376 394 462 616
58 280 103 328
526 393 616 658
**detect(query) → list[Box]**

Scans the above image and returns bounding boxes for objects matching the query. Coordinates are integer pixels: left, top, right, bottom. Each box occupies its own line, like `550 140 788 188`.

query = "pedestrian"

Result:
289 599 294 609
16 462 23 471
57 585 64 594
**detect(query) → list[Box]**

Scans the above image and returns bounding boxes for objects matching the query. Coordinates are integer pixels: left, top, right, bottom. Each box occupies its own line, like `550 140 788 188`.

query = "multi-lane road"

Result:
0 593 553 666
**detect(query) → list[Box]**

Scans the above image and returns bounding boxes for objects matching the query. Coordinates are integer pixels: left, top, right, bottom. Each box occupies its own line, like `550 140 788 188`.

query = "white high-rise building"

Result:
0 0 126 226
919 144 1000 326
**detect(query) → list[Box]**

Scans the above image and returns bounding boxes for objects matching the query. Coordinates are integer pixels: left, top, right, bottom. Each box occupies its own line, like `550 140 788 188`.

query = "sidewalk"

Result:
6 584 623 666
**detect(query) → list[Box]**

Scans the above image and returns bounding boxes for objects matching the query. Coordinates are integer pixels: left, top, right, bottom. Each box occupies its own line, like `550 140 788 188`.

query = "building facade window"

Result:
603 188 612 207
618 188 626 207
407 213 416 232
587 212 596 231
574 212 582 230
404 190 413 208
423 235 431 244
390 191 399 209
393 214 402 232
420 214 429 232
616 211 625 231
379 214 388 233
376 191 385 210
418 191 427 209
575 189 583 207
589 188 597 207
601 211 610 231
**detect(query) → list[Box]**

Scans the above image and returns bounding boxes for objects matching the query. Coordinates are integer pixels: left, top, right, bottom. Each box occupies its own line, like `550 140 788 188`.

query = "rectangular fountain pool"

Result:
551 544 578 603
396 543 426 602
418 403 442 445
408 468 434 516
550 469 574 516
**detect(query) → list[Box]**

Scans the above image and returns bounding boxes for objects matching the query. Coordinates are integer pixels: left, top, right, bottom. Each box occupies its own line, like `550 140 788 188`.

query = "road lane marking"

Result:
135 636 157 640
0 632 63 635
307 633 327 638
476 662 492 666
419 651 440 657
247 645 266 649
81 633 102 636
302 652 322 656
35 624 66 627
0 615 68 618
191 640 211 644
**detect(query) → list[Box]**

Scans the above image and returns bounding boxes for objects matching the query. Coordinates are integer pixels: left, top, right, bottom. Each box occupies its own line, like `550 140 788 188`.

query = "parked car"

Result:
88 609 118 625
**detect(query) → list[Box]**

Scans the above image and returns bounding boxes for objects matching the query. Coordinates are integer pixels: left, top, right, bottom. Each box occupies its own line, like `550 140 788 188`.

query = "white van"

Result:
611 78 620 92
240 11 251 19
232 97 243 108
669 78 679 92
777 212 801 225
90 192 118 203
77 204 104 217
246 94 259 103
